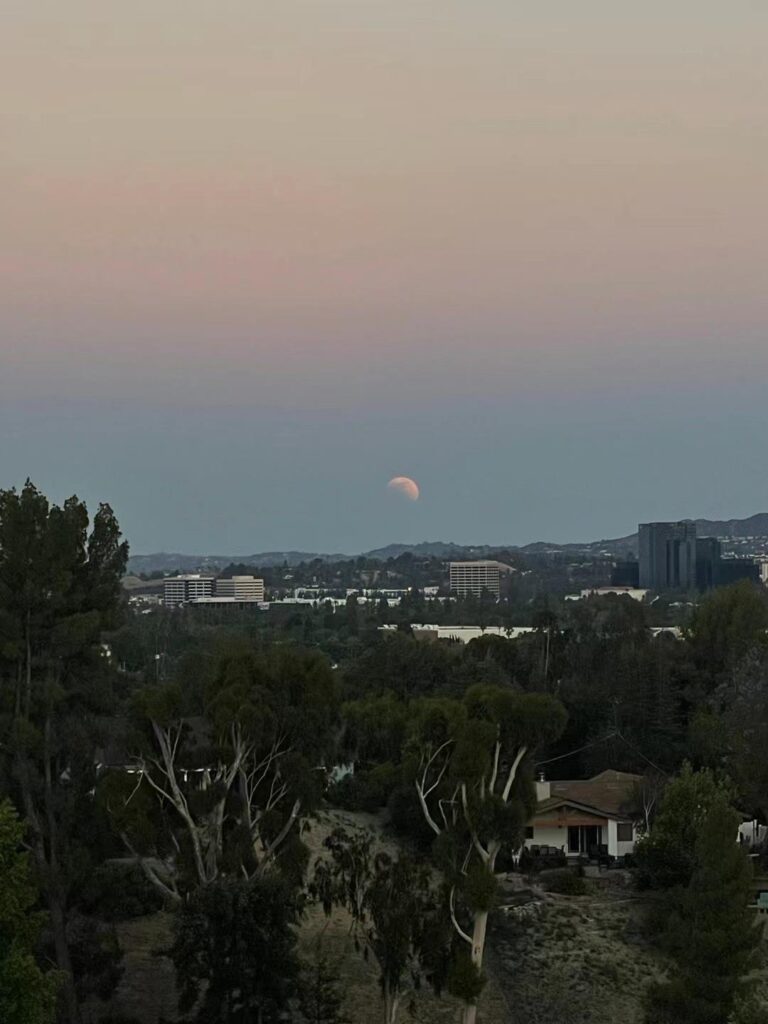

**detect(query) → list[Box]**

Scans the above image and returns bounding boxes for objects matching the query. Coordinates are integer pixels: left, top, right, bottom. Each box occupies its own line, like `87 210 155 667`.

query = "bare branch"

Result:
260 797 302 868
420 740 453 799
461 783 490 863
449 886 473 945
489 740 501 793
119 832 181 905
415 780 443 836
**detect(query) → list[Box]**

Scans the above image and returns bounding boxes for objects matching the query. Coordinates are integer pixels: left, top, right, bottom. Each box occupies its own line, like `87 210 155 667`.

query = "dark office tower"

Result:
695 537 722 590
638 521 698 591
611 560 640 587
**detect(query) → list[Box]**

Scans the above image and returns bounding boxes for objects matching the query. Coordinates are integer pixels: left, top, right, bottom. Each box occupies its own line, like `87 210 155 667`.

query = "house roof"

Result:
532 790 626 823
545 769 642 819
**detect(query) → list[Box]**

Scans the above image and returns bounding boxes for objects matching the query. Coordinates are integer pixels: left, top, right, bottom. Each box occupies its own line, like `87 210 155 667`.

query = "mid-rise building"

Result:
611 560 640 588
717 559 760 587
638 522 697 591
163 575 215 605
448 560 513 598
214 576 265 602
695 537 722 590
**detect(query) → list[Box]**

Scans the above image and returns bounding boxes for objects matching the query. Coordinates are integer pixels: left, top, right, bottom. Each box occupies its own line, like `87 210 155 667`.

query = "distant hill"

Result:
537 514 768 559
694 513 768 538
126 551 349 574
362 541 496 560
126 513 768 574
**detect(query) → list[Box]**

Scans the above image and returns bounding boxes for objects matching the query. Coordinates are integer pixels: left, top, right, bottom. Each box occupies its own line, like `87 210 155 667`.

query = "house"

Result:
525 770 642 859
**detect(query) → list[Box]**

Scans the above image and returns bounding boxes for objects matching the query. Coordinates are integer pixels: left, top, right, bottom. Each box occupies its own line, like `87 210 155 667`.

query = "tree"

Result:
312 828 447 1024
688 582 768 685
648 795 762 1024
633 769 668 835
715 651 768 826
634 763 734 890
170 874 300 1024
296 947 351 1024
409 685 567 1024
0 482 128 1024
0 799 58 1024
108 641 338 899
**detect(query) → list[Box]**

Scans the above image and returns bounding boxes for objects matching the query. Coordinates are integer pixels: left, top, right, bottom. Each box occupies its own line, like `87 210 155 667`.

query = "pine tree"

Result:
0 482 128 1024
648 795 763 1024
0 799 58 1024
297 950 351 1024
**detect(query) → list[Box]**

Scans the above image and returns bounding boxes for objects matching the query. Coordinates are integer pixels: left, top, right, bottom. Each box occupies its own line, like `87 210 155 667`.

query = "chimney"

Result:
535 770 550 802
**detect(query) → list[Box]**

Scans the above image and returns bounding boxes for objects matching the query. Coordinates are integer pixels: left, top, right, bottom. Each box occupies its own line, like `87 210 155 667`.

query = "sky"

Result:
2 1 767 554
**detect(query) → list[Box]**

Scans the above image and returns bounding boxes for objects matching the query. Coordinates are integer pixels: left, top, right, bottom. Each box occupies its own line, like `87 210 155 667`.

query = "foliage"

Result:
0 799 58 1024
387 785 437 850
729 996 768 1024
447 952 486 1006
634 763 734 890
64 913 123 1002
647 795 762 1024
296 949 351 1024
0 482 128 1024
79 863 163 921
688 582 768 684
170 874 300 1023
326 763 400 813
110 640 338 899
409 684 567 1024
312 828 448 1024
538 868 587 895
711 651 768 823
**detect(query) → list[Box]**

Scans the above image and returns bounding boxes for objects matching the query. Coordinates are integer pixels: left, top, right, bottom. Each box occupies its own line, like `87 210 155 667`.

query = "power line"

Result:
535 729 668 777
613 731 668 777
535 732 619 768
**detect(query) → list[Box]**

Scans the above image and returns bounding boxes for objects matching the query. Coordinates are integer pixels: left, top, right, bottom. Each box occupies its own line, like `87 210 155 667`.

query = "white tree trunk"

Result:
384 983 400 1024
461 908 489 1024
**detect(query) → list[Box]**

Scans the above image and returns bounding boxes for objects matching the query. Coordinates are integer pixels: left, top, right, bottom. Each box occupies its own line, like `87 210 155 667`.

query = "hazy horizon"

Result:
3 2 767 553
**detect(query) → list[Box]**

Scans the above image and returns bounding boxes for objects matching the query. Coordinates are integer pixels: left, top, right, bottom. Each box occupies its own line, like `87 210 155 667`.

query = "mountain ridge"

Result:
126 513 768 574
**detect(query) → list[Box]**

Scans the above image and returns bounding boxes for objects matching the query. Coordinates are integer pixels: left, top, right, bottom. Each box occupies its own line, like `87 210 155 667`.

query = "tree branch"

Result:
489 740 501 793
415 780 443 836
502 745 528 802
449 886 473 945
461 783 490 863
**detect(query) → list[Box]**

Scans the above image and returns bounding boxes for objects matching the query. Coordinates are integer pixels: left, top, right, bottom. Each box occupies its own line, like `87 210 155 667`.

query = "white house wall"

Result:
606 819 636 857
526 825 569 852
529 820 636 857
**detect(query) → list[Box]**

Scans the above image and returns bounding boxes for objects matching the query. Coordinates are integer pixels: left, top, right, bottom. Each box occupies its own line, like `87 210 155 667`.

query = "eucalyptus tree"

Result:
409 685 566 1024
170 874 300 1024
312 828 449 1024
0 482 127 1024
107 641 339 898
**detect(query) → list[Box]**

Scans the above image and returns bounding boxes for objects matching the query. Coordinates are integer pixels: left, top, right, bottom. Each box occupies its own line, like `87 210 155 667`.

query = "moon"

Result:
387 476 420 501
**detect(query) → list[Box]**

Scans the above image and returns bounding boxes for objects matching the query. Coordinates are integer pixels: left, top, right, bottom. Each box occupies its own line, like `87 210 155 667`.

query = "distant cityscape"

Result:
128 518 768 614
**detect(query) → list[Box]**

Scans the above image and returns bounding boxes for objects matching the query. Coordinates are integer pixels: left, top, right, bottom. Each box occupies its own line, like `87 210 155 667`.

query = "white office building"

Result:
163 575 215 605
448 560 514 598
214 576 265 602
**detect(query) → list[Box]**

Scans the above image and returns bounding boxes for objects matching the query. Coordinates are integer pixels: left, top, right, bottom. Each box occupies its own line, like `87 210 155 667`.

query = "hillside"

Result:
126 512 768 574
95 809 768 1024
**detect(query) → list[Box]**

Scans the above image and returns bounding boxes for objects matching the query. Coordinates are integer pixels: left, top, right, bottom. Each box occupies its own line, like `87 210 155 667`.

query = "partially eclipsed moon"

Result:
387 476 420 501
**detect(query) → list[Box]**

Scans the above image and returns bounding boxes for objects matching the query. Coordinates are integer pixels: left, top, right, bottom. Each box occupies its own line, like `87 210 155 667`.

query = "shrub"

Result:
388 785 439 850
326 763 399 812
538 869 587 895
79 862 164 920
